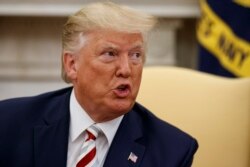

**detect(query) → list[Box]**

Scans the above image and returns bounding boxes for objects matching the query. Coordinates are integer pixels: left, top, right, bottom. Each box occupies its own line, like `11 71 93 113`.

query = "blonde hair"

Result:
62 2 157 82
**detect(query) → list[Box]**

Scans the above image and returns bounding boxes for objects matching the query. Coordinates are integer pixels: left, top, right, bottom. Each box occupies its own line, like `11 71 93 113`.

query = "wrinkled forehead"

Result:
85 29 145 50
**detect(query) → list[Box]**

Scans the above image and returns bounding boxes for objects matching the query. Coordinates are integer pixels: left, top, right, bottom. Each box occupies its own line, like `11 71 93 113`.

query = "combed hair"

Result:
61 2 157 83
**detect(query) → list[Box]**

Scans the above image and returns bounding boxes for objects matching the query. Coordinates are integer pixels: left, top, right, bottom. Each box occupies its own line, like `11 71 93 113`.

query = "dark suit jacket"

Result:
0 87 198 167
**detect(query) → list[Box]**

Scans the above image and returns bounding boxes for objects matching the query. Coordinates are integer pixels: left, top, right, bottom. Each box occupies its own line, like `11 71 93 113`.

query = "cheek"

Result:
77 63 113 91
132 67 143 90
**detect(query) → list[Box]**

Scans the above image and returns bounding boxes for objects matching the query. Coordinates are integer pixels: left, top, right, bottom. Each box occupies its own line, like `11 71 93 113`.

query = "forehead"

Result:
86 30 144 50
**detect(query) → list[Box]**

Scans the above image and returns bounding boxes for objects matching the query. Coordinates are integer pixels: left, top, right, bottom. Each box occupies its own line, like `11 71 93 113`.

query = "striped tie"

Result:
76 125 101 167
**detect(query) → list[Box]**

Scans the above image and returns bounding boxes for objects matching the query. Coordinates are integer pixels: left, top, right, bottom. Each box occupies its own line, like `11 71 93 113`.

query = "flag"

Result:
197 0 250 77
128 152 138 163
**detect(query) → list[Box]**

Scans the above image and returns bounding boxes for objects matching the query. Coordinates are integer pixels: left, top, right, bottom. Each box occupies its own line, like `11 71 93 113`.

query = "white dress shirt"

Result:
67 89 123 167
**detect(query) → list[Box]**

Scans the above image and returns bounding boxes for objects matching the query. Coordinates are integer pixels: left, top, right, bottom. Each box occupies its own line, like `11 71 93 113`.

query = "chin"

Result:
110 100 135 114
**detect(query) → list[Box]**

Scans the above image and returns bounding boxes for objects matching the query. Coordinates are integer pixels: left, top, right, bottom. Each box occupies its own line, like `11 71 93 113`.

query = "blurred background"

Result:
0 0 249 100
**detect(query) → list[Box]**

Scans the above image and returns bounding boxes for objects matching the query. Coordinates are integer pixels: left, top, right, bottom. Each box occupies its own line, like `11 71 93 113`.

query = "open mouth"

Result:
114 84 131 97
117 84 129 91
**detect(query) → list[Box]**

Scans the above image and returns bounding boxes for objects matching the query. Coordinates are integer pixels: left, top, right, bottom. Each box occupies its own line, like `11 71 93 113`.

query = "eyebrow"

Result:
99 43 119 50
130 41 144 49
99 41 144 52
130 45 144 51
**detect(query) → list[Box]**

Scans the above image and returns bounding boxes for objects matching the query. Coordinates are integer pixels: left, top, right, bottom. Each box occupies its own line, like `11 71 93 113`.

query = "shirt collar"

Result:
97 115 123 145
69 89 123 145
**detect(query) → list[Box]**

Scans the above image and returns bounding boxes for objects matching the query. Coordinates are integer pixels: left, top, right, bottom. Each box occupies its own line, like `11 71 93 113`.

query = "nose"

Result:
115 54 131 78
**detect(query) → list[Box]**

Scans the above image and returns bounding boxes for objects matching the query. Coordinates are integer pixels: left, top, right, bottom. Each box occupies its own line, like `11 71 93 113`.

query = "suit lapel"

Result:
104 109 146 167
33 89 71 167
32 88 145 167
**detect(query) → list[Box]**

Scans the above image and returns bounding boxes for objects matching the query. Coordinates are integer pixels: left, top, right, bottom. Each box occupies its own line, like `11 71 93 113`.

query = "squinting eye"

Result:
103 51 115 57
99 50 117 63
133 53 140 58
130 52 142 60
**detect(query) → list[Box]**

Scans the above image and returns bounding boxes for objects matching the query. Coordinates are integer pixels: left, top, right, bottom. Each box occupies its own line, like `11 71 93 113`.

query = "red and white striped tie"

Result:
76 125 100 167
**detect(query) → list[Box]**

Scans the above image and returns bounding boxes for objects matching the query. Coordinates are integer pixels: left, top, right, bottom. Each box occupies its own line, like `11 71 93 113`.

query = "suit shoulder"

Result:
0 87 71 106
132 103 198 165
133 102 198 146
0 87 72 118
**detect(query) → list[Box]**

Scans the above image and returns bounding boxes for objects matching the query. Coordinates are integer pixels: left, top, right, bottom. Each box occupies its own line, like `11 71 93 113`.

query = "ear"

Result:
63 52 77 81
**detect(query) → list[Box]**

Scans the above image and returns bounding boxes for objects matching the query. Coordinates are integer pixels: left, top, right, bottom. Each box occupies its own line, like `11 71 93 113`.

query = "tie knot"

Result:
86 124 101 141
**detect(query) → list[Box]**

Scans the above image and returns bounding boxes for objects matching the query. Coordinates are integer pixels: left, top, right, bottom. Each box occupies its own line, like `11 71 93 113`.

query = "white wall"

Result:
0 0 199 100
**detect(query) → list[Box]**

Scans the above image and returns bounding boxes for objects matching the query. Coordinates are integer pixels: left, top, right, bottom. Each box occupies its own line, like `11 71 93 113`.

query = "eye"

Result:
99 50 118 63
103 51 116 57
131 52 141 59
129 51 143 64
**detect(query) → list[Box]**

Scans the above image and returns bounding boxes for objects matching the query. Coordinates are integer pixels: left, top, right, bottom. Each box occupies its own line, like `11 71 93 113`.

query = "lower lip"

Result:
113 88 130 98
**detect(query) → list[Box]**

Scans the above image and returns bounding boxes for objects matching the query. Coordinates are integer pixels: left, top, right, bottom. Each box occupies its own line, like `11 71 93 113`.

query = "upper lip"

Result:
115 82 131 90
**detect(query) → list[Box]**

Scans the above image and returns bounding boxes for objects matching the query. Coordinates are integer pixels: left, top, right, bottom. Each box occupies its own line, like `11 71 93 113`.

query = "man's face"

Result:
69 30 145 122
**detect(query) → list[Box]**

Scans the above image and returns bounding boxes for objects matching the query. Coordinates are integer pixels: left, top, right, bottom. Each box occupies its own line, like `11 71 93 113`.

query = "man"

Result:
0 2 198 167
